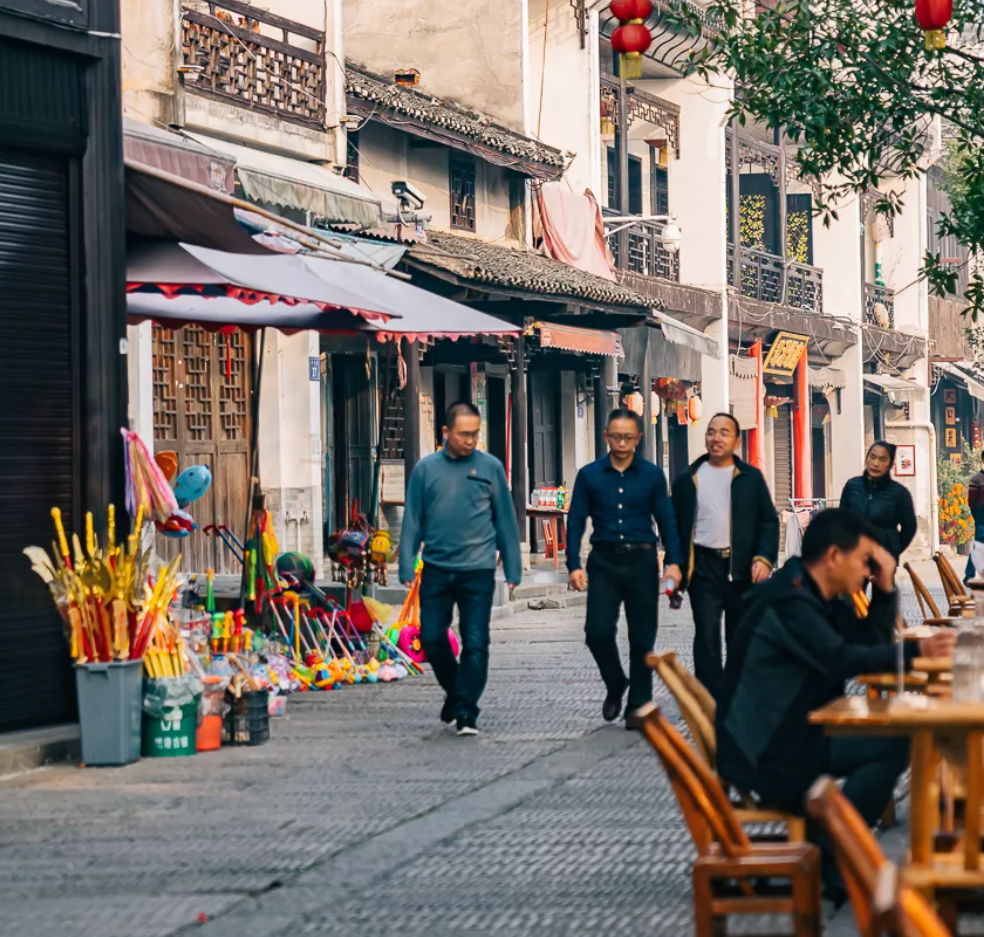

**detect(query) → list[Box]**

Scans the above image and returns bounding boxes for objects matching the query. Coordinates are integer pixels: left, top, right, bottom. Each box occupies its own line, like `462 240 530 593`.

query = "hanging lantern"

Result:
600 99 616 137
676 401 687 424
687 395 702 425
650 390 661 424
609 0 653 79
915 0 952 50
625 391 644 416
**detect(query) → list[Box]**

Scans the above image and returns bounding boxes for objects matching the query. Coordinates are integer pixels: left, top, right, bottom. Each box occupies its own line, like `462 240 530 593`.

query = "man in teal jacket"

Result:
400 402 522 736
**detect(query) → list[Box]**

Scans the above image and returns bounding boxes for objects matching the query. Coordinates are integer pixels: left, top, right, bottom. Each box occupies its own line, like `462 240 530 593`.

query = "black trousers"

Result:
689 549 747 703
585 548 660 712
419 565 496 721
821 736 910 900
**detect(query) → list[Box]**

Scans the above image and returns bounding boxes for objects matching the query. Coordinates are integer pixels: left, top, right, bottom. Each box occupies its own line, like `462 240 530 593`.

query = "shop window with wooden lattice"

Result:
450 154 476 231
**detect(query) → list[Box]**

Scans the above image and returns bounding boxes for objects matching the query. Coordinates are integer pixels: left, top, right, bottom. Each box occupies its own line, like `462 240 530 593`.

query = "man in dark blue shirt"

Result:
567 408 683 727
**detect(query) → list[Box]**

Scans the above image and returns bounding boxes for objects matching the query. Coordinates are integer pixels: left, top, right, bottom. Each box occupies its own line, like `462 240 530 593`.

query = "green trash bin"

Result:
142 697 199 758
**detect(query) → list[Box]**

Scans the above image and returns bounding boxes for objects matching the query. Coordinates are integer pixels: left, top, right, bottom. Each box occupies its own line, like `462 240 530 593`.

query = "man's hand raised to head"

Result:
868 543 897 593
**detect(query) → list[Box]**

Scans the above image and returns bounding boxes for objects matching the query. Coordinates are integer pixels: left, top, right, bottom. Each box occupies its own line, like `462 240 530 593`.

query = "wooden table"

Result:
528 508 567 571
811 695 984 897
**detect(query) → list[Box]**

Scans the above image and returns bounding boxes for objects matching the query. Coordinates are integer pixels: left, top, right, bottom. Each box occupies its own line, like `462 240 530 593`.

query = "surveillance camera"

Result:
392 180 425 212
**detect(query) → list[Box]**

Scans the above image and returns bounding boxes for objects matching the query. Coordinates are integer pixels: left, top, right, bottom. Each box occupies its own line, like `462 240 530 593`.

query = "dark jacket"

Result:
715 558 917 813
672 455 779 588
839 474 916 560
969 470 984 526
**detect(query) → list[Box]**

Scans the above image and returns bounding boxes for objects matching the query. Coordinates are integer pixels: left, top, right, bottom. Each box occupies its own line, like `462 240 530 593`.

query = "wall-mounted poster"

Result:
895 444 916 476
946 427 958 448
944 388 958 404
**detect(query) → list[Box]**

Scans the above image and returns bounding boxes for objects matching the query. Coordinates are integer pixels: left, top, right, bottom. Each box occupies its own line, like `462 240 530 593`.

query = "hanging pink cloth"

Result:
537 183 616 282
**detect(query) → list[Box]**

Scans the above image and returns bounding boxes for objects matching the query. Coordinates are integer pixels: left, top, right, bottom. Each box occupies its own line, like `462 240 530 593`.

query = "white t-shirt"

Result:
694 461 733 549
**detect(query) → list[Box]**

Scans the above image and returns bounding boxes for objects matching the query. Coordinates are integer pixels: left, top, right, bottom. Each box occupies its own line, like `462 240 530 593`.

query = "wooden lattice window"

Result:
343 130 360 183
450 154 476 231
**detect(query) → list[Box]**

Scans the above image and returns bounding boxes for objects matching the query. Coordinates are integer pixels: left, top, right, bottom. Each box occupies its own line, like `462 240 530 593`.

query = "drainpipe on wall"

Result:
889 420 940 554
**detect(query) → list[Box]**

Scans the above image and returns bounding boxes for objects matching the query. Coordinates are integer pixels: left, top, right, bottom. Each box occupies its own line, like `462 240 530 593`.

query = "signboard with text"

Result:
762 332 809 378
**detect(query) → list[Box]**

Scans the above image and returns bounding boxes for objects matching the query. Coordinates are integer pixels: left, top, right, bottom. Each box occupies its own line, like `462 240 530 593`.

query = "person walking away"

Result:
400 402 522 736
567 408 683 728
671 413 778 703
715 508 955 906
839 441 916 562
965 452 984 582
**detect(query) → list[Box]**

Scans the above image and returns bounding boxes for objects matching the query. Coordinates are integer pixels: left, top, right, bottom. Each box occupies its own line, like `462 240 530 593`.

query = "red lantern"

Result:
915 0 952 50
609 0 653 79
610 0 653 19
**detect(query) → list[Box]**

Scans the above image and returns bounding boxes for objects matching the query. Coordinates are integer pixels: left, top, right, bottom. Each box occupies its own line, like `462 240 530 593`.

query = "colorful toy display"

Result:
24 504 185 665
326 506 395 589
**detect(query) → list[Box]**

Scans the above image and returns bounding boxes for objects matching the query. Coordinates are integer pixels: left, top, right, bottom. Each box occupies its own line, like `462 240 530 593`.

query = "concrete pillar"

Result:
126 322 154 448
688 311 729 456
257 330 324 574
827 341 865 498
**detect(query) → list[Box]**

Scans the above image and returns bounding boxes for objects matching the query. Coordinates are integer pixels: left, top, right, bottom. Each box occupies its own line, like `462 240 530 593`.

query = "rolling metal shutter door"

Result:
773 405 793 510
0 146 77 732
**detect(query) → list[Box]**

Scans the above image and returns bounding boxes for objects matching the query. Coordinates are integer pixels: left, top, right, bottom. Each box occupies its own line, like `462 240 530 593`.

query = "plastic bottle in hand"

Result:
661 577 683 609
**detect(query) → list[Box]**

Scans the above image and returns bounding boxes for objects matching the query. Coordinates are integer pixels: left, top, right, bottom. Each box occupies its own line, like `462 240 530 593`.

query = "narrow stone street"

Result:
0 599 702 937
0 584 933 937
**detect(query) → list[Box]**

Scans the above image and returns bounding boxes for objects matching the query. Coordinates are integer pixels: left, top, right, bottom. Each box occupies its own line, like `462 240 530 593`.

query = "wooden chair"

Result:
640 703 822 937
933 552 974 617
876 866 954 937
904 563 959 627
807 778 952 937
649 651 808 842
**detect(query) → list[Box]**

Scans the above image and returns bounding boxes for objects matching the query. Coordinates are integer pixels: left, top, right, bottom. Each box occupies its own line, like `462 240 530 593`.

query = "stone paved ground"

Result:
0 585 936 937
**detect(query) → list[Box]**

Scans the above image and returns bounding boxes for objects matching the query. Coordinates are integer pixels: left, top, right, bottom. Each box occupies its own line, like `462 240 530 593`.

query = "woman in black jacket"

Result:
839 441 917 560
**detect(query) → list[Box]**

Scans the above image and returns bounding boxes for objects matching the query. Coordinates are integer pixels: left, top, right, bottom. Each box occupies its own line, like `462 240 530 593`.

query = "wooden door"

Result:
529 370 561 488
152 325 251 574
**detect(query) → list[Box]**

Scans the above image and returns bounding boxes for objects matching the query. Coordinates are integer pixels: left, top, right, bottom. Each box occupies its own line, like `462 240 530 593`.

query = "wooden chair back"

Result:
648 652 717 767
639 702 750 858
807 776 889 937
934 552 970 608
872 864 952 937
904 562 943 622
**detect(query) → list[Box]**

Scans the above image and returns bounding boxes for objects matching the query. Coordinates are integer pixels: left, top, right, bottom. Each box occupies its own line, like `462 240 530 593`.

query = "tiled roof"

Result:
408 230 663 311
345 65 569 177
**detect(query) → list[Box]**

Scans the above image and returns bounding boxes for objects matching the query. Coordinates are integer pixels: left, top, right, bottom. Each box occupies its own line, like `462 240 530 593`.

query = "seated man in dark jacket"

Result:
716 508 955 902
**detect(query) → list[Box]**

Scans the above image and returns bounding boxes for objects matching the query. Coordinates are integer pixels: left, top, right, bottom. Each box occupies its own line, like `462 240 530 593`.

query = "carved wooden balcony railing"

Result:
864 283 896 329
736 246 823 312
181 0 326 129
604 209 681 282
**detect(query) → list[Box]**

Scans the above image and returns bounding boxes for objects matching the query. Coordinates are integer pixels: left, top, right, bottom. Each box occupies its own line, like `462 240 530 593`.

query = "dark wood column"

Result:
403 338 421 494
510 335 528 540
641 333 655 462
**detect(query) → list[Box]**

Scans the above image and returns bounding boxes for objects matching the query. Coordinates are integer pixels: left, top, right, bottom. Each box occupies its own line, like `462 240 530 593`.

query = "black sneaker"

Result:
440 697 455 726
456 717 479 737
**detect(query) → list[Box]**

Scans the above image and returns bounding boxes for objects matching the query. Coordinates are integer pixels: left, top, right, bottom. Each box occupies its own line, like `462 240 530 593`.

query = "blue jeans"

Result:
965 524 984 582
419 565 496 721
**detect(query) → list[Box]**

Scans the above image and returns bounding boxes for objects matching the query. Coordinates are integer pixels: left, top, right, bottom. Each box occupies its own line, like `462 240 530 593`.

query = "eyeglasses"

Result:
606 434 639 444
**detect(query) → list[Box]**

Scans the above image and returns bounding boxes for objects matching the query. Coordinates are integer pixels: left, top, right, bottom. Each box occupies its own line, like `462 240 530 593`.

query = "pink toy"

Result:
397 625 459 663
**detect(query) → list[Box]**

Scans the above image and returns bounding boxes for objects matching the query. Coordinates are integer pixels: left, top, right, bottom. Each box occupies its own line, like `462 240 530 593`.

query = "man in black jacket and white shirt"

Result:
672 413 779 702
